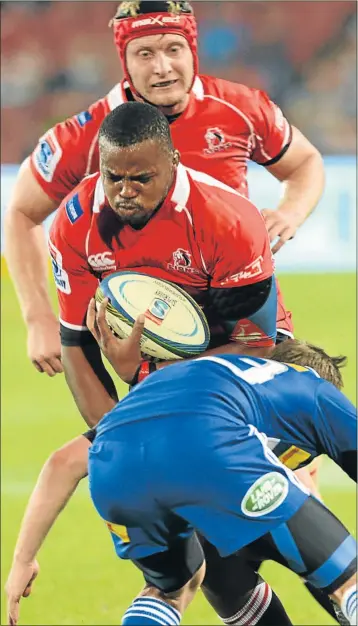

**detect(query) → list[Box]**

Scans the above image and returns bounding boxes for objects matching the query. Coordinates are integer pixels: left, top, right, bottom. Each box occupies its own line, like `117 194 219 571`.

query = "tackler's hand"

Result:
6 559 39 626
87 298 145 384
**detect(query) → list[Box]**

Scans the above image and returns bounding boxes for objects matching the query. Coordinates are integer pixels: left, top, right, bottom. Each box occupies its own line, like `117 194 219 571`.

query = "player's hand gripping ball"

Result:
95 271 210 360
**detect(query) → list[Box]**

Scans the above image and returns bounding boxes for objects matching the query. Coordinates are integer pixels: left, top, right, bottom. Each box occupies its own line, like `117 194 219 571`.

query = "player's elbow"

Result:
46 438 89 481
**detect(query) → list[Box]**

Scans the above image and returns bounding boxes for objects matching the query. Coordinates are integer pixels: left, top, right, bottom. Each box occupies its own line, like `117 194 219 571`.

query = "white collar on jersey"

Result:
91 165 191 220
171 163 191 211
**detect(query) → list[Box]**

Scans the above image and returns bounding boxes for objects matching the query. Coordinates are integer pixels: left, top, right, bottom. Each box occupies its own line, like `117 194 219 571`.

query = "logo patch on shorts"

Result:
241 472 288 517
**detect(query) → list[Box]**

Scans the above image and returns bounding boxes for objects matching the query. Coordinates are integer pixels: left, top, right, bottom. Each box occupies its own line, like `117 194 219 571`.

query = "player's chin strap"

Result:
130 360 157 388
111 12 198 97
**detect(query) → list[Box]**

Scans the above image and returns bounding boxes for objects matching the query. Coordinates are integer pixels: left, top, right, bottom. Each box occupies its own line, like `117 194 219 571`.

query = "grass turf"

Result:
1 272 356 625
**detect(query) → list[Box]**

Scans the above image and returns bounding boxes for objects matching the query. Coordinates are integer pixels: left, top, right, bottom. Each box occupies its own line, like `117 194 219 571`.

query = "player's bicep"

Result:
6 158 58 224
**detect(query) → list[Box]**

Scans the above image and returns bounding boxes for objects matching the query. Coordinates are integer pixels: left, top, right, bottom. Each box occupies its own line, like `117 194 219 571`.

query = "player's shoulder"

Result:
185 164 258 226
61 83 123 132
199 74 266 110
51 173 100 236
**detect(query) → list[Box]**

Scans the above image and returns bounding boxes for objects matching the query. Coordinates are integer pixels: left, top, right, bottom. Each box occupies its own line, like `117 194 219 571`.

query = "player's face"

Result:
101 139 179 228
126 34 194 113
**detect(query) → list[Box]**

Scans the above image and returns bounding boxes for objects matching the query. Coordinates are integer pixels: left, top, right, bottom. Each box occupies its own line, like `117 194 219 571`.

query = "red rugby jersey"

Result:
49 163 273 346
31 76 291 203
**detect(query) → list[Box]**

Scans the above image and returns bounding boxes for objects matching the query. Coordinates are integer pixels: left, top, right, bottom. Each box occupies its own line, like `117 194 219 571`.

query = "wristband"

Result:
129 360 157 388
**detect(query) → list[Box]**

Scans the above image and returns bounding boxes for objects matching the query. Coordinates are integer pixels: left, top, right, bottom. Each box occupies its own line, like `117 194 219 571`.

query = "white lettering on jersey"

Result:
219 256 264 285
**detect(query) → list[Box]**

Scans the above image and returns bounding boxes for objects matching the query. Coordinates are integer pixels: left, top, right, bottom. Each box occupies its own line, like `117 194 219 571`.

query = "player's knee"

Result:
128 563 205 623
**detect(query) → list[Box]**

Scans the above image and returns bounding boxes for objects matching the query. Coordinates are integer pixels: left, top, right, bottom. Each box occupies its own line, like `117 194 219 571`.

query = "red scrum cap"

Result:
110 1 198 94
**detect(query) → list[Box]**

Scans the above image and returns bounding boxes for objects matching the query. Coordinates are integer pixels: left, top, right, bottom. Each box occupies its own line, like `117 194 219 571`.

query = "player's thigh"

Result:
174 422 310 557
264 496 357 593
133 533 205 593
199 534 259 597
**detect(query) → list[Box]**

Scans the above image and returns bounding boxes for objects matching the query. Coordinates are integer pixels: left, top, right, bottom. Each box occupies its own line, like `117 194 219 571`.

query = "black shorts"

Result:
133 533 204 594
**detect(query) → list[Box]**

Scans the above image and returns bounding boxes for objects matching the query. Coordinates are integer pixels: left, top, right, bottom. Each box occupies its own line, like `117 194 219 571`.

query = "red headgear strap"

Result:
112 12 198 97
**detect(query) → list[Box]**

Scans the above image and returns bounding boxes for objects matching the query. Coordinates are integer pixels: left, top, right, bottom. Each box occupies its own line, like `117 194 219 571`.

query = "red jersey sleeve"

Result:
198 191 273 289
248 89 292 165
48 177 98 329
30 95 110 204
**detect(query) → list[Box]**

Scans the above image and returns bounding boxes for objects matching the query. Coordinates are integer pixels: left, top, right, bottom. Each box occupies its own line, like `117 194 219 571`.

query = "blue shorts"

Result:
88 412 309 561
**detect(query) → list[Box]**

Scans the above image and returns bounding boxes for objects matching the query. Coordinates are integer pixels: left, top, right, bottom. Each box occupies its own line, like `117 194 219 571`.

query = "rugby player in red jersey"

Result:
5 0 324 377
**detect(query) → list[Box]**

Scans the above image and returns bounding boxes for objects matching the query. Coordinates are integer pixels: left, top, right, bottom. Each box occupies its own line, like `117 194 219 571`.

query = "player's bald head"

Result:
98 102 174 156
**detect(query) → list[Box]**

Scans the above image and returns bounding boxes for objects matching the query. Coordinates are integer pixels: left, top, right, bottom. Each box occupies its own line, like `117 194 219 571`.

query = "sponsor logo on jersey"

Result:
219 256 263 286
168 248 199 274
88 251 116 271
132 14 181 28
204 127 232 155
76 110 93 127
65 193 84 224
145 298 171 326
241 472 288 517
33 132 62 182
48 239 71 294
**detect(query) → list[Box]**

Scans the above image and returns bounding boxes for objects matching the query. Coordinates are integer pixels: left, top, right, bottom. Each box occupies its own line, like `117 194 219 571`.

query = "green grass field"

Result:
1 272 356 626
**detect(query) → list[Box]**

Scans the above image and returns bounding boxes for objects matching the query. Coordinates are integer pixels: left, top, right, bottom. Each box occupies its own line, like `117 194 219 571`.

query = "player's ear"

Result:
173 150 180 167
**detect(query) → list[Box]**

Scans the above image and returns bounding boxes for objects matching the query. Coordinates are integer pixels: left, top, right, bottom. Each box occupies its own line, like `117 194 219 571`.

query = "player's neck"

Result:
131 91 190 117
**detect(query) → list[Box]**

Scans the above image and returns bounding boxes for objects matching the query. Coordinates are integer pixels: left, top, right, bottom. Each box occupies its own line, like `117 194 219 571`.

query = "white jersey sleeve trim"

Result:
59 319 89 331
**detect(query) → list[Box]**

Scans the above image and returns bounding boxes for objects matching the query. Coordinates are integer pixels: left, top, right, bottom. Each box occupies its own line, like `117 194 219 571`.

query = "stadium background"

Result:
1 1 356 624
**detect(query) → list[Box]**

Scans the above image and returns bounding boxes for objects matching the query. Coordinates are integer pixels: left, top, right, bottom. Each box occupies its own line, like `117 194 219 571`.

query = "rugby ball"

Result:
95 271 210 360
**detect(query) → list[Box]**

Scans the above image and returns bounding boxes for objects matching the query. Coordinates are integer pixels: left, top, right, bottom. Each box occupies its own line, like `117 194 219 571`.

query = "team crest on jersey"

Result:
204 127 232 155
33 131 62 182
168 248 199 274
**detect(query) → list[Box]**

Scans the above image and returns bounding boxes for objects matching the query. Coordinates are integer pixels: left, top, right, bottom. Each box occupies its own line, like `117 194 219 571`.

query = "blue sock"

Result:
342 585 357 625
122 596 181 625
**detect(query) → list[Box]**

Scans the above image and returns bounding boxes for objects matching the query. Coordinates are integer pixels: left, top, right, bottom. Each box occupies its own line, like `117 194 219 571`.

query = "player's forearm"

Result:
275 150 324 224
5 212 55 324
4 160 58 325
62 344 118 427
13 448 85 565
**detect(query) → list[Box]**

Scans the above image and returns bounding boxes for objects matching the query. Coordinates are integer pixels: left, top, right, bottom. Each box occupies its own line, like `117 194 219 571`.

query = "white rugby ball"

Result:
95 271 210 360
